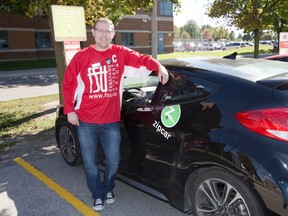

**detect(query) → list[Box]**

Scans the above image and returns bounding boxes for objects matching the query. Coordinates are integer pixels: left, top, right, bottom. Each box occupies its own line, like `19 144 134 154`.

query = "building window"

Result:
0 31 8 49
160 0 173 16
121 33 134 46
35 32 51 48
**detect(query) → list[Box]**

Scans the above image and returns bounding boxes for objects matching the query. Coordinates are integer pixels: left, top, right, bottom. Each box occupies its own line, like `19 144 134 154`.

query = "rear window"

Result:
162 70 219 104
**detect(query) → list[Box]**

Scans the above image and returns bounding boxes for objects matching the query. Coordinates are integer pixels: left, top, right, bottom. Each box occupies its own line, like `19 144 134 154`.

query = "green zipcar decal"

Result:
161 105 181 128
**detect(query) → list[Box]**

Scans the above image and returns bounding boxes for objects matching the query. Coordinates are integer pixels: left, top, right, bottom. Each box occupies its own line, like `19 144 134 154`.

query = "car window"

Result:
173 73 204 100
123 75 159 105
150 70 218 105
165 72 212 103
122 71 219 106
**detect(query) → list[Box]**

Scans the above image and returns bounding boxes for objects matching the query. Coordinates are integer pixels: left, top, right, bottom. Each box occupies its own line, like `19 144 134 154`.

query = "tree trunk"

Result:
253 29 260 58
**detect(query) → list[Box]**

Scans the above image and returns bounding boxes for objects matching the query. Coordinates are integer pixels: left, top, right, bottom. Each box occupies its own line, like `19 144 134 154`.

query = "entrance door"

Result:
158 33 164 54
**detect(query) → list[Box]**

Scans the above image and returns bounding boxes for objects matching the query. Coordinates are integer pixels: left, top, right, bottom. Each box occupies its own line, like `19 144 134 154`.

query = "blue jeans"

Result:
76 121 121 200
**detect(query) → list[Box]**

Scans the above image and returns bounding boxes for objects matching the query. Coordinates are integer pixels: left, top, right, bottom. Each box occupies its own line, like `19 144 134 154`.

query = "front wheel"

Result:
56 121 82 166
188 168 266 216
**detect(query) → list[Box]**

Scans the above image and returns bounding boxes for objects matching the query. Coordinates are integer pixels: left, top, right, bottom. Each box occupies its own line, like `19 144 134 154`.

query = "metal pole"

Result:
151 0 157 59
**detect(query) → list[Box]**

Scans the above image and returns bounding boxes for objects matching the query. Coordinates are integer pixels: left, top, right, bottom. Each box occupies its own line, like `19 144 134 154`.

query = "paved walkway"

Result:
0 68 58 101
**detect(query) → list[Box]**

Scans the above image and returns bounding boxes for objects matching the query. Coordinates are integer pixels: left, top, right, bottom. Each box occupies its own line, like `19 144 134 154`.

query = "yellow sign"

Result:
51 5 87 42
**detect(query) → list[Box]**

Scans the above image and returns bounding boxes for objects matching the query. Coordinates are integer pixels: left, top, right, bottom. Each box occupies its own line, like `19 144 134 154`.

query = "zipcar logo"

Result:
152 105 181 140
161 105 181 128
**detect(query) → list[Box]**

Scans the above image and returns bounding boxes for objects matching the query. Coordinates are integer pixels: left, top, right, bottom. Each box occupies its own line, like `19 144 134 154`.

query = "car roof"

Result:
161 57 288 82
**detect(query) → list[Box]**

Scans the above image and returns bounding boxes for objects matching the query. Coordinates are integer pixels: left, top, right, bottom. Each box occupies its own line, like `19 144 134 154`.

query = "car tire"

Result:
188 168 266 216
56 121 82 166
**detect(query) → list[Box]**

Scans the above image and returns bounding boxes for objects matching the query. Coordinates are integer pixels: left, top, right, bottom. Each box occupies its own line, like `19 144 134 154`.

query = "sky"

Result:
173 0 242 36
173 0 215 27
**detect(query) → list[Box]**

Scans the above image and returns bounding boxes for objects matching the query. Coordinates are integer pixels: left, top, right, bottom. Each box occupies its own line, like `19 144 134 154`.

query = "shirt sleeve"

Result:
62 53 80 114
122 46 161 76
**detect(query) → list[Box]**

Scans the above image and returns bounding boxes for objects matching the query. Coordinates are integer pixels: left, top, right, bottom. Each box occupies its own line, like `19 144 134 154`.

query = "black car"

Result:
55 57 288 216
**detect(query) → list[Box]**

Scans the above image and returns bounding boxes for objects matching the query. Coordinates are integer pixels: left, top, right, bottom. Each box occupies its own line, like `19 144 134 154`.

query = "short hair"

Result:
93 18 114 31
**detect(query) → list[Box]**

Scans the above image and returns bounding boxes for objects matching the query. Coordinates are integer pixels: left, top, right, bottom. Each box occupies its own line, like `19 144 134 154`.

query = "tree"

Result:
201 28 213 40
243 32 253 42
229 31 235 41
213 27 229 41
1 0 181 103
180 20 201 39
201 24 212 32
237 33 243 41
261 33 272 41
180 31 191 40
174 25 181 39
208 0 288 58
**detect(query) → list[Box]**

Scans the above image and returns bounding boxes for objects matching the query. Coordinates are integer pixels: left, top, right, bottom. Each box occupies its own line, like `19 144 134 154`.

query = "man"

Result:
62 17 169 211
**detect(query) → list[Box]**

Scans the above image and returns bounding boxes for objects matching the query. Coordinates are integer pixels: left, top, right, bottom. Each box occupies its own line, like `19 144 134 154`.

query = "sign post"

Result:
50 5 87 103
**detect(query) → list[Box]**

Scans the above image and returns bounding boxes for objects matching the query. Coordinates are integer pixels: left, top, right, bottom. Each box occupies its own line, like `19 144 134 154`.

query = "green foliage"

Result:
174 26 181 39
181 20 201 39
201 28 213 40
208 0 288 32
213 27 229 40
181 31 190 40
261 33 272 41
229 31 235 41
1 0 181 26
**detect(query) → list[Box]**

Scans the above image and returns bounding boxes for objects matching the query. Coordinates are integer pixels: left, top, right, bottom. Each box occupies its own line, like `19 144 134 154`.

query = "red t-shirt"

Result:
62 44 161 124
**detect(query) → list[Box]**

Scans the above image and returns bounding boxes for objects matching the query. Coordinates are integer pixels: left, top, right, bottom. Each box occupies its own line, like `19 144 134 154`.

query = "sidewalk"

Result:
0 68 59 101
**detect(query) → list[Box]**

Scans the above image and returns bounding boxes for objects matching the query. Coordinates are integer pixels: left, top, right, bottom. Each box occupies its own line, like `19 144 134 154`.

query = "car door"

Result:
120 69 221 189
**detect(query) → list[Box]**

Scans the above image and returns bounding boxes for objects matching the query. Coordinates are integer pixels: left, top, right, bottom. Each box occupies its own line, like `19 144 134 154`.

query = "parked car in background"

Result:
173 42 186 52
183 42 197 52
173 42 197 52
264 54 288 62
55 56 288 216
260 40 273 45
222 42 247 50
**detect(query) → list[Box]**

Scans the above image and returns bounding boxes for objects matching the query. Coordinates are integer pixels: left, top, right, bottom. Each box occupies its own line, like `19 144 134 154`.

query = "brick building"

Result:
0 0 174 61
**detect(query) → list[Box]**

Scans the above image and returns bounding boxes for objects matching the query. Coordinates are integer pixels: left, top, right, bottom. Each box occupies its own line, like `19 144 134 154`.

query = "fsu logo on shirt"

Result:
88 63 108 93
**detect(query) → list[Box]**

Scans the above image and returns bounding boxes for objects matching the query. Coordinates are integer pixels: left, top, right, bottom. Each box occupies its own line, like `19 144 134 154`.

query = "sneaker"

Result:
93 198 104 211
105 192 115 204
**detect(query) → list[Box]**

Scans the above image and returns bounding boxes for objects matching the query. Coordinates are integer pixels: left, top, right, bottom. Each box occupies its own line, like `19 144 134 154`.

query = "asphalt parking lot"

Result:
1 147 189 216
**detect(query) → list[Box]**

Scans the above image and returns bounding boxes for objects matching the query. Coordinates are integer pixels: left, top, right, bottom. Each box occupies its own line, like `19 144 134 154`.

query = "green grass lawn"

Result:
0 58 56 71
0 94 59 150
158 45 275 60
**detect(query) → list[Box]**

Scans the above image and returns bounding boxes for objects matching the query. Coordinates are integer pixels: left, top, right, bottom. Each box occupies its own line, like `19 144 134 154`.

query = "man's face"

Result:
92 21 115 51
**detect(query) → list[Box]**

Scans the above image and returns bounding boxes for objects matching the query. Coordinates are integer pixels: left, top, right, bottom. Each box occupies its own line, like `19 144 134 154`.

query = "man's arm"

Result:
158 65 169 85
